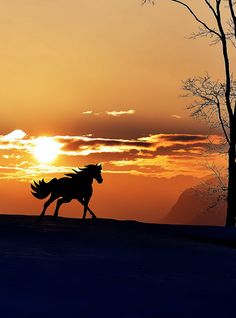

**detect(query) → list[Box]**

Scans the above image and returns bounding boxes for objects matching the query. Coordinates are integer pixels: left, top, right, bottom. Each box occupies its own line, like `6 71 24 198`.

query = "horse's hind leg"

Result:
40 194 56 218
82 202 88 220
53 197 71 219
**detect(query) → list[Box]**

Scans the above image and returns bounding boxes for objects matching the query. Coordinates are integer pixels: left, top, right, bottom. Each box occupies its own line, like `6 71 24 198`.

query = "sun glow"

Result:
33 137 61 163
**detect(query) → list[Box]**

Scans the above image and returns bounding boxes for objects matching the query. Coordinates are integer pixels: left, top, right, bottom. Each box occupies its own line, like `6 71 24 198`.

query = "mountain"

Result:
163 179 226 226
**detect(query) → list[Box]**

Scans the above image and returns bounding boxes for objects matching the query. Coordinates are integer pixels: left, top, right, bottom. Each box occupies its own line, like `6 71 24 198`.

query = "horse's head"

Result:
92 164 103 184
79 164 103 184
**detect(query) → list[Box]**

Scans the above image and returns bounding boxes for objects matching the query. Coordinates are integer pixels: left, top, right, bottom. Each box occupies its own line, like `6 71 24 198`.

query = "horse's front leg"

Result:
87 206 97 219
78 193 96 219
78 198 97 219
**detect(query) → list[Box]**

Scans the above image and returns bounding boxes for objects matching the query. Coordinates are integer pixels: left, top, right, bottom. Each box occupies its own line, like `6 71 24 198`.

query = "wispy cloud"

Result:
82 110 93 115
82 109 136 117
171 114 182 119
106 110 135 117
82 110 100 115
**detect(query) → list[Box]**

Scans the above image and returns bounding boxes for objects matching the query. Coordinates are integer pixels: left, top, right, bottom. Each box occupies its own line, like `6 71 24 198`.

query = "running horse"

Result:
31 164 103 219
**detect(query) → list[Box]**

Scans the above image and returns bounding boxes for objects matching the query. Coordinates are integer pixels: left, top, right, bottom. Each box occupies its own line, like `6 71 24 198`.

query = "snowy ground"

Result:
0 215 236 318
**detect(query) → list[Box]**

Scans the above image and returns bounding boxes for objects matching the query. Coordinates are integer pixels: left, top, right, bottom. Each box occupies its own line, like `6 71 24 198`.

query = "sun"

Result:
33 137 61 164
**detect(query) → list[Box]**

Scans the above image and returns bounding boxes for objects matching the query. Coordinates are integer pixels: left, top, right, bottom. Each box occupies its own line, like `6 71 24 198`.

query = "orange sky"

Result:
0 1 230 221
0 0 226 136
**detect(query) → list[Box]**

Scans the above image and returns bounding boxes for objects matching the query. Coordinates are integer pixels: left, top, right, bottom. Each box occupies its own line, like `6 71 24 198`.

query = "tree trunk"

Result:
226 143 236 226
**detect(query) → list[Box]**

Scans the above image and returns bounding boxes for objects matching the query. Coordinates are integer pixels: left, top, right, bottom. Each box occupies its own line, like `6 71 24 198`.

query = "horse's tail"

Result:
31 178 57 199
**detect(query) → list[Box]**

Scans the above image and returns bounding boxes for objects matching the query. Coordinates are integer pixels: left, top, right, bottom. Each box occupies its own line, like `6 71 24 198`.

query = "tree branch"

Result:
204 0 218 20
143 0 221 38
229 0 236 40
170 0 221 38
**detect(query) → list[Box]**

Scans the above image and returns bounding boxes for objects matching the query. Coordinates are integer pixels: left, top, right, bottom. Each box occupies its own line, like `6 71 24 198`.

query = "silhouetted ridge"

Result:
164 178 226 226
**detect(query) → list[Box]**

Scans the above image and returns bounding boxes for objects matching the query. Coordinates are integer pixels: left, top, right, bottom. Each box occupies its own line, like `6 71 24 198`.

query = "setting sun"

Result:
33 137 61 163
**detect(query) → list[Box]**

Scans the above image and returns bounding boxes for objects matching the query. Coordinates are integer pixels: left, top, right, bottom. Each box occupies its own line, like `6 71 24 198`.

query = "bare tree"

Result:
143 0 236 226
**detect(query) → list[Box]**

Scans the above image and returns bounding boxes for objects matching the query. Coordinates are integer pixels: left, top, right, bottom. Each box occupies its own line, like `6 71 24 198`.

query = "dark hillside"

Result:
0 215 235 318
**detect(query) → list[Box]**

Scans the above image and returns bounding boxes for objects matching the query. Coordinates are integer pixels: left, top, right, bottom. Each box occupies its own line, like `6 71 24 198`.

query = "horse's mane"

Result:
64 165 98 178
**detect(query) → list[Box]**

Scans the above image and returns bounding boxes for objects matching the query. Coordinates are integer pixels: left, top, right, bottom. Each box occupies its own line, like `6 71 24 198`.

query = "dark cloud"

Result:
60 138 151 152
57 133 222 164
60 149 141 163
138 142 207 157
154 143 207 156
159 134 208 143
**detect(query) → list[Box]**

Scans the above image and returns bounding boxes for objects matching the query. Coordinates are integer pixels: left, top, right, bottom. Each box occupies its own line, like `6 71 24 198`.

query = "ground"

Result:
0 215 235 318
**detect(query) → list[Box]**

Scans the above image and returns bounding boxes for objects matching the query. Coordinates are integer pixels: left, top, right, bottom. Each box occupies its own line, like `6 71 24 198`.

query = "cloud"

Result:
82 109 136 118
106 110 135 117
2 130 26 141
158 134 209 143
82 110 93 115
0 130 226 180
54 133 225 178
171 114 182 119
82 111 100 115
61 137 151 152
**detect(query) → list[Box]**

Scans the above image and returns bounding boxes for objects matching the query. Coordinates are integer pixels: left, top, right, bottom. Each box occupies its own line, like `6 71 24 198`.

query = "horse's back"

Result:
56 177 72 189
52 176 92 199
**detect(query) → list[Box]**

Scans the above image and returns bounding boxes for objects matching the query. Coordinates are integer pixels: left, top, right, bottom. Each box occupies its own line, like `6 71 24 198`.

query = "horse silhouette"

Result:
31 164 103 219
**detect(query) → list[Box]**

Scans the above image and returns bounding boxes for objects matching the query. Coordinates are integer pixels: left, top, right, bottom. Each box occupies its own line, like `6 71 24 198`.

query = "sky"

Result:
0 0 229 221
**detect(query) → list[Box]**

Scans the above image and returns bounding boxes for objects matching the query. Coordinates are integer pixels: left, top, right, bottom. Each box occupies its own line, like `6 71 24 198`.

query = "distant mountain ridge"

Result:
163 178 226 226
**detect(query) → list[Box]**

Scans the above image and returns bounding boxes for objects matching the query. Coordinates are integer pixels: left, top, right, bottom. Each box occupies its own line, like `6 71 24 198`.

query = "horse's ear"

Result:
97 163 102 169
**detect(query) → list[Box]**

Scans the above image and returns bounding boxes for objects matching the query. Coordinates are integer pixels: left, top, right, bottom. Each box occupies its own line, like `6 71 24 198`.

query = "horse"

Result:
31 164 103 220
